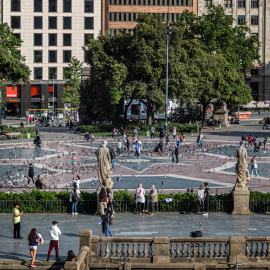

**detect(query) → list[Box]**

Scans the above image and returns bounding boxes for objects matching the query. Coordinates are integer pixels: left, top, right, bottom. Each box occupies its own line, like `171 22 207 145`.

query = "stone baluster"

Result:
267 242 270 257
213 243 218 258
192 243 196 258
105 243 109 257
111 243 115 257
138 243 142 257
143 243 147 258
256 242 260 257
198 243 202 258
149 243 153 258
208 242 212 258
176 243 180 258
261 241 265 257
187 243 191 258
100 243 104 257
116 243 120 257
121 243 125 257
127 243 131 257
250 242 254 257
203 243 207 258
245 243 249 257
132 243 136 257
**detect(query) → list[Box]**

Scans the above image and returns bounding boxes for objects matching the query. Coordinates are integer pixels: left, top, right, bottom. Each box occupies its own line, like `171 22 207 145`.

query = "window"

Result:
251 0 258 7
14 33 21 40
84 33 93 45
48 84 57 97
34 34 42 46
34 0 42 11
63 17 71 29
204 0 211 6
84 17 94 29
119 13 122 21
34 16 43 29
124 13 126 21
34 50 42 63
110 13 112 21
63 0 71 12
49 33 57 46
34 69 42 80
49 0 57 12
63 50 71 62
63 34 71 46
11 0 20 11
31 85 41 97
251 69 259 75
128 13 131 21
49 17 57 29
237 15 245 24
49 50 57 63
251 33 258 37
85 0 94 12
250 82 259 101
224 0 231 7
237 0 245 7
251 15 258 25
48 68 57 80
114 13 117 21
11 16 20 29
63 67 70 79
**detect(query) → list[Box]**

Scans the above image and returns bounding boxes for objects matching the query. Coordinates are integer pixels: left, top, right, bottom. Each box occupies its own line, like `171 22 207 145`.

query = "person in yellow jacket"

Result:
12 203 23 239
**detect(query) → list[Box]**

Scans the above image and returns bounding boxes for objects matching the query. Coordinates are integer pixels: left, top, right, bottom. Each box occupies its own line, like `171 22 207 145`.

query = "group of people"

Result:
241 133 267 153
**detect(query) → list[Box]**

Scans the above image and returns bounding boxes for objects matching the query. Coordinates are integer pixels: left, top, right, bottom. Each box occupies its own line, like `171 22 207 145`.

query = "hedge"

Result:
0 125 36 134
77 123 201 134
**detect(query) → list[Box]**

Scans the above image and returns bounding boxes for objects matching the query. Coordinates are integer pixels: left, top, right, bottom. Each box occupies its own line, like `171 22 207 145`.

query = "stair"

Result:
0 260 65 269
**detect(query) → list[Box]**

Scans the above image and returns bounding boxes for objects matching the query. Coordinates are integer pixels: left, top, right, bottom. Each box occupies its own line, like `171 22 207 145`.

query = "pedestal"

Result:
232 186 251 215
213 101 230 127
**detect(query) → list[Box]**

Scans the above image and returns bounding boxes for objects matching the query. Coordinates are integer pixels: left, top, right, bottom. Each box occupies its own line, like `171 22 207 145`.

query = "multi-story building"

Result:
198 0 270 101
1 0 101 117
102 0 197 35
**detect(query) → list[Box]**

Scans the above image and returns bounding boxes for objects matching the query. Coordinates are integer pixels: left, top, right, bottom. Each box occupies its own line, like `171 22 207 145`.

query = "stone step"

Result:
0 260 65 270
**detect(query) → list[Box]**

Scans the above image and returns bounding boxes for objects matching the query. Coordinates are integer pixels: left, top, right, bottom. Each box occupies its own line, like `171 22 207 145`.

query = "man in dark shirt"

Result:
203 182 209 216
35 175 48 190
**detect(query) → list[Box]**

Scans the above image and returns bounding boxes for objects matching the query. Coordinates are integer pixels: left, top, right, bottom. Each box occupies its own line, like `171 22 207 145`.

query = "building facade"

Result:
1 0 101 117
198 0 270 101
102 0 197 35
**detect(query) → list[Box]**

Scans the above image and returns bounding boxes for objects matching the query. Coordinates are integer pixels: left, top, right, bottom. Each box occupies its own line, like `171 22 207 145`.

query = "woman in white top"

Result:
197 185 204 214
135 183 145 214
70 187 80 215
250 157 258 177
73 175 80 189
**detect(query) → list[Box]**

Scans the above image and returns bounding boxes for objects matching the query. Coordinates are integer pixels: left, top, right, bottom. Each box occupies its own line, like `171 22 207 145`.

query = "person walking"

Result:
47 221 61 261
241 133 246 148
126 137 130 151
250 157 258 177
69 120 73 132
172 125 176 139
136 183 145 215
248 134 253 148
102 208 113 237
28 228 40 267
264 137 267 153
35 175 48 190
145 185 158 215
71 153 76 171
70 187 80 215
117 139 122 156
110 148 116 169
202 182 209 216
28 163 35 185
197 133 204 148
151 126 155 139
34 135 41 149
99 188 107 215
12 203 23 239
135 141 140 157
171 146 175 163
197 185 204 214
175 145 179 163
253 136 259 152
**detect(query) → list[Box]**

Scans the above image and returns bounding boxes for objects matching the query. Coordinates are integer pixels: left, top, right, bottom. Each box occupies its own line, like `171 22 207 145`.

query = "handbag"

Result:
198 141 201 146
98 218 103 225
110 218 114 225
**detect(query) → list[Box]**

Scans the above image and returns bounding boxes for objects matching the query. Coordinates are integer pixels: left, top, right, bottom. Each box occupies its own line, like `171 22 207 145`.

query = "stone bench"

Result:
8 132 23 139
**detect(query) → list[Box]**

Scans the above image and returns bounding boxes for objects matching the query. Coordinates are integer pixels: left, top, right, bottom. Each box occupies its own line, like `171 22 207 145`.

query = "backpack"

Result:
136 188 143 198
72 192 79 202
34 138 37 144
37 233 44 245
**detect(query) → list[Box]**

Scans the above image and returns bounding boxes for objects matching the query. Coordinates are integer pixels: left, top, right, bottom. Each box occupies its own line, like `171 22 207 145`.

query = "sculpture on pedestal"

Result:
234 141 250 188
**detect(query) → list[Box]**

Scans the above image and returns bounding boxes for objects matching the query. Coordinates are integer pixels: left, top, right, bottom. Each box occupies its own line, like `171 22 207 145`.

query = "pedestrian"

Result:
241 133 246 148
248 134 253 148
145 185 158 215
175 144 179 163
196 121 200 133
69 120 73 132
67 250 77 261
110 148 115 169
99 188 107 215
151 126 155 139
197 185 204 214
12 203 23 239
166 134 170 148
29 116 32 124
180 134 183 143
28 163 35 185
102 208 113 237
34 135 41 149
253 136 259 152
73 175 80 189
202 182 209 216
264 137 267 153
250 157 258 177
28 228 40 267
172 125 176 139
158 139 163 153
122 132 127 147
35 175 48 190
47 221 61 261
117 139 122 156
136 183 145 214
71 153 76 170
135 140 140 157
70 186 80 215
126 137 130 151
171 146 175 163
197 133 204 148
107 197 115 217
159 126 164 138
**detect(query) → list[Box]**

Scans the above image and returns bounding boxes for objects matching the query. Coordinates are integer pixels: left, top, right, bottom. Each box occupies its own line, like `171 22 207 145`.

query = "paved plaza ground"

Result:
0 212 270 261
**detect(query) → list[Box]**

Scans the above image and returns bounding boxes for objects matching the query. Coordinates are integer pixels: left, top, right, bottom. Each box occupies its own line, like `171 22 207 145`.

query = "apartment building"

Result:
102 0 198 35
1 0 101 117
198 0 270 101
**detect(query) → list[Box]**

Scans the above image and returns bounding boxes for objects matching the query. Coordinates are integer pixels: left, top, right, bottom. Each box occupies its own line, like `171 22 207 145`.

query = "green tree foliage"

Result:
61 57 83 108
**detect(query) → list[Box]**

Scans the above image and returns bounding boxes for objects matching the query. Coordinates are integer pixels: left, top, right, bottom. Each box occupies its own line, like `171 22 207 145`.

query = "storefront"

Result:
5 86 21 116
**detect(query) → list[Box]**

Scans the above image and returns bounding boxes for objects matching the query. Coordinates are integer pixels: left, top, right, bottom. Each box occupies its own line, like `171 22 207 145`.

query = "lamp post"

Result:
165 24 172 135
52 73 57 116
238 59 243 122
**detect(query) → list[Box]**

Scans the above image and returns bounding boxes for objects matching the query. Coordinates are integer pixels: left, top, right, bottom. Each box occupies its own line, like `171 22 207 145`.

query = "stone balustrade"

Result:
64 231 270 270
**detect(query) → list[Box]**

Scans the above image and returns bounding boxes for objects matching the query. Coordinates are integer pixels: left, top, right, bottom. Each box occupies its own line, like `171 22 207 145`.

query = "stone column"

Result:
89 236 100 263
229 237 247 265
79 229 92 249
153 237 170 264
232 186 251 215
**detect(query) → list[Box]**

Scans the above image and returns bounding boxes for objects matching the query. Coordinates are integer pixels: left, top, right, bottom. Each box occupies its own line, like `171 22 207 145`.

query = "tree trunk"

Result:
124 98 134 124
146 103 155 125
202 103 207 128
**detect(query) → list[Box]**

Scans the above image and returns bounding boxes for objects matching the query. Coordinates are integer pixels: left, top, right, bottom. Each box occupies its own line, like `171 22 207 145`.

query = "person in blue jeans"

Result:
70 187 80 215
102 209 113 237
250 157 258 177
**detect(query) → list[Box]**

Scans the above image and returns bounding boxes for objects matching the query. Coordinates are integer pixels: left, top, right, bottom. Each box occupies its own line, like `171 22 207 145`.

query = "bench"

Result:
8 132 23 139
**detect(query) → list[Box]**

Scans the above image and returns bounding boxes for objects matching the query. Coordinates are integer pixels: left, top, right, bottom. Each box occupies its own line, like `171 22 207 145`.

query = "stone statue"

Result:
95 141 113 191
235 142 250 188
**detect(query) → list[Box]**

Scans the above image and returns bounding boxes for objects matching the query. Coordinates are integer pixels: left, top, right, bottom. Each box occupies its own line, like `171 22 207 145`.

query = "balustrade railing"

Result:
245 237 270 258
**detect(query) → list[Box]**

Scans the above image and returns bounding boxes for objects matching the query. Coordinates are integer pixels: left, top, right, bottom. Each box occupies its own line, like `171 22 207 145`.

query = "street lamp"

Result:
52 73 57 115
165 24 172 135
238 60 243 122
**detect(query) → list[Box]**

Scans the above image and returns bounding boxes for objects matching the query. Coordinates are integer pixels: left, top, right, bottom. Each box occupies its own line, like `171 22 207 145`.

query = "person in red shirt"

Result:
29 116 32 124
248 134 253 148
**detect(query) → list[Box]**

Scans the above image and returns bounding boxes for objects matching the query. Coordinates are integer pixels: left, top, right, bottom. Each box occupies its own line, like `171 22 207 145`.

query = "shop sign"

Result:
8 99 18 102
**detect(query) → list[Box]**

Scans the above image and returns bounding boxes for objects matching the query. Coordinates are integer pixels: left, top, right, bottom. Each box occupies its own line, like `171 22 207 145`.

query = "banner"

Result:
6 86 18 98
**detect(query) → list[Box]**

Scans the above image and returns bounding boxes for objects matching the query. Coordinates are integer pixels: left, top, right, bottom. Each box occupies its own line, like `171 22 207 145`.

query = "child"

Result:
47 221 61 261
71 153 76 170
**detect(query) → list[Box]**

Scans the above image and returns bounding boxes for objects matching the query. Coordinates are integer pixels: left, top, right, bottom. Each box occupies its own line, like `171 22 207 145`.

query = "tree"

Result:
61 57 83 108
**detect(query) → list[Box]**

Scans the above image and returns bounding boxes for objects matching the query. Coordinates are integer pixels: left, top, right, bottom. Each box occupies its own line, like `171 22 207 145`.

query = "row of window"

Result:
237 15 259 25
33 50 72 63
109 0 192 6
110 12 182 22
14 33 93 46
11 0 94 13
11 16 94 30
34 67 70 80
205 0 259 7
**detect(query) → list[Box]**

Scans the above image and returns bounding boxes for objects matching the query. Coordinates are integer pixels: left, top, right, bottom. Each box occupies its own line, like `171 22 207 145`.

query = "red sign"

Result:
6 86 18 98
